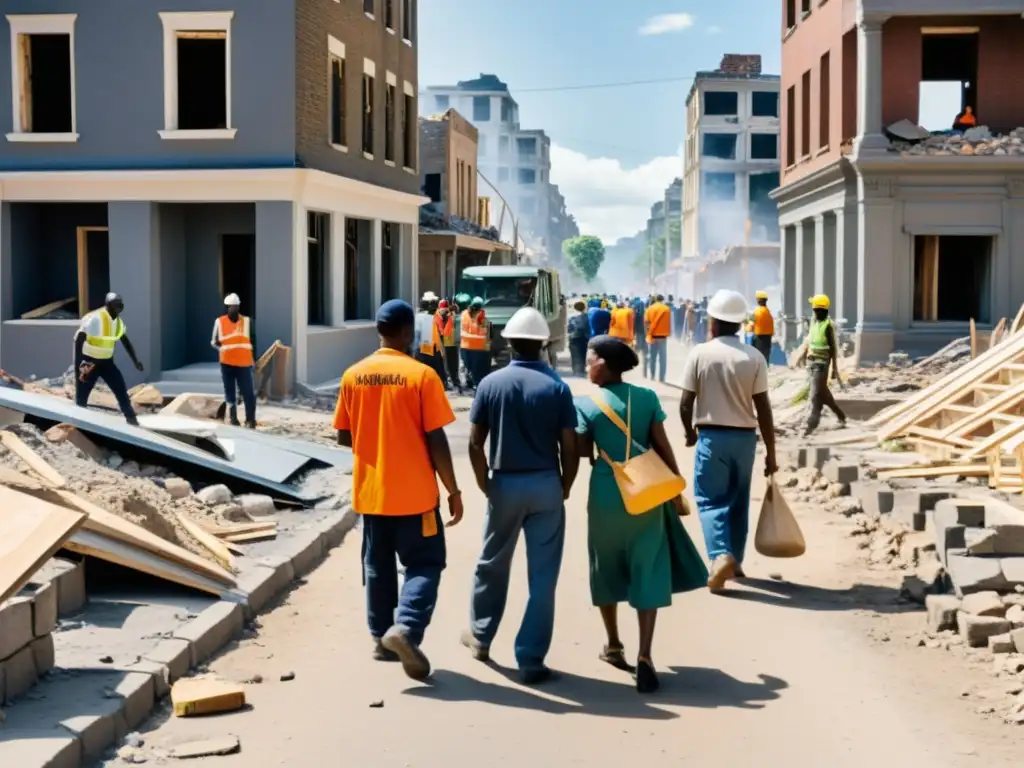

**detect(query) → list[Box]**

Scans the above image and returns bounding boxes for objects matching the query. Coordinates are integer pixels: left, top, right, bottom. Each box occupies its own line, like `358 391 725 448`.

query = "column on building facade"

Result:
855 18 889 154
795 219 814 319
780 224 797 348
856 175 896 362
370 219 383 310
834 206 859 329
406 223 418 303
255 202 297 354
820 213 837 311
330 212 347 325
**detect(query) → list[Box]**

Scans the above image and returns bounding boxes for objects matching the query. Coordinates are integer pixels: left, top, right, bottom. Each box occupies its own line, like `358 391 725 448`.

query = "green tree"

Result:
562 235 606 283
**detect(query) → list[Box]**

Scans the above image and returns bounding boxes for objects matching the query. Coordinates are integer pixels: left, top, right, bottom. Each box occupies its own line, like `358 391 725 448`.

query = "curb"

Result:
0 507 359 768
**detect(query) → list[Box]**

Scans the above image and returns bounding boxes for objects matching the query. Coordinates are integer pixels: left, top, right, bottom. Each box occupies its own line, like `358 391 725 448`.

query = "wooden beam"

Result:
20 297 75 320
877 463 989 480
175 512 235 572
0 431 66 487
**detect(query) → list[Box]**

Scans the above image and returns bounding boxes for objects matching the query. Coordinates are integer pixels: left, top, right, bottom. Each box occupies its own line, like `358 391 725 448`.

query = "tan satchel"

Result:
754 478 806 557
590 390 686 516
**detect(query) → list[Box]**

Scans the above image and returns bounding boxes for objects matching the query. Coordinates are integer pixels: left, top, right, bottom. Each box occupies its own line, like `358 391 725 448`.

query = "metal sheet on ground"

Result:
214 424 352 472
0 388 313 504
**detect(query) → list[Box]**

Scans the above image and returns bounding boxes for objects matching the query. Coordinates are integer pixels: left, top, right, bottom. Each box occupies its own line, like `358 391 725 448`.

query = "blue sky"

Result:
420 0 783 243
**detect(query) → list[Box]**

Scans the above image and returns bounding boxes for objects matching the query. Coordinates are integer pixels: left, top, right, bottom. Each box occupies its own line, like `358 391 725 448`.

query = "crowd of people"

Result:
331 285 799 695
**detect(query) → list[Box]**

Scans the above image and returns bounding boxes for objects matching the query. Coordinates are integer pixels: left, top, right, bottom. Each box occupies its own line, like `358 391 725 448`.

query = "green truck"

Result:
457 265 567 368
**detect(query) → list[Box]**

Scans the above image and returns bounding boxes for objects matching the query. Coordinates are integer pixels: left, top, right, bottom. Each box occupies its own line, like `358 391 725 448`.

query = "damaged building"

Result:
773 0 1024 361
0 1 426 390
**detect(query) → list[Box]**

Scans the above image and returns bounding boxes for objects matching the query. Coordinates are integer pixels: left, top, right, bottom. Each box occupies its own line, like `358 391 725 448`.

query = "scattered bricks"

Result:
1000 557 1024 586
965 528 998 555
287 528 326 578
822 462 858 485
29 634 54 676
947 554 1008 597
115 671 156 731
936 526 966 567
934 498 986 527
17 580 57 637
0 597 34 659
32 557 87 617
126 658 172 699
162 477 192 499
173 601 244 668
237 494 276 517
234 555 295 619
809 446 830 470
62 709 121 765
990 525 1024 555
0 729 81 768
961 591 1007 617
990 633 1015 654
142 638 192 682
895 490 952 515
1 644 39 702
957 612 1011 648
196 484 233 505
1006 604 1024 629
1012 626 1024 653
926 594 962 632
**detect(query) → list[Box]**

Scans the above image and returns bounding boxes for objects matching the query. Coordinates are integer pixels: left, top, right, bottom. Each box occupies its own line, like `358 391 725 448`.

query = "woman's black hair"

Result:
588 335 638 373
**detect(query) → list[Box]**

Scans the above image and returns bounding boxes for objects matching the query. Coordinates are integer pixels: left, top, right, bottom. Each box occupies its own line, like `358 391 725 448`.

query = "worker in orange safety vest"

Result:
211 293 256 428
460 297 489 390
435 299 460 392
608 300 635 345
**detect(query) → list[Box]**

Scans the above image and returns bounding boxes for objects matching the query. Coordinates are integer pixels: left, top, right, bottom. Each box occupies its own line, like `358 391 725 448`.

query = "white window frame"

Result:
328 35 347 153
362 58 375 160
402 80 416 174
6 14 79 143
158 11 236 140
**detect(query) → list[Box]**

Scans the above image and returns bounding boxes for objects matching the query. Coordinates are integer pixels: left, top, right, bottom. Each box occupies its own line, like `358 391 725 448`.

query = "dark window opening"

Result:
403 93 416 168
819 51 831 149
801 0 811 15
363 0 374 14
786 85 796 165
702 133 737 159
517 137 537 157
751 91 779 118
922 32 979 128
785 0 796 29
703 172 736 201
800 69 811 157
424 173 441 202
703 91 738 116
344 219 366 321
330 57 346 146
19 34 72 133
402 0 413 40
434 94 448 111
913 235 991 323
748 172 780 242
307 211 330 326
381 223 400 302
384 0 394 29
78 227 110 316
499 136 510 156
473 96 490 122
518 168 536 184
220 234 255 323
385 82 396 162
177 33 227 130
750 133 777 160
501 97 513 122
362 73 374 155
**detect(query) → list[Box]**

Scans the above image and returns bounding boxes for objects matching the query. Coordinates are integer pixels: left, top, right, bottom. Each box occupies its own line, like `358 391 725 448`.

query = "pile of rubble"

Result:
898 126 1024 157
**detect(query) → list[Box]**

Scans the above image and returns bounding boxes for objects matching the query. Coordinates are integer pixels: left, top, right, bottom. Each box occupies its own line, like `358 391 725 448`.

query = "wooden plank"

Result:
962 419 1024 461
1012 302 1024 335
175 512 235 572
197 520 277 534
877 464 989 480
0 431 66 487
20 297 75 320
938 380 1024 440
17 34 31 132
221 529 278 544
54 490 235 586
970 319 978 359
0 486 87 603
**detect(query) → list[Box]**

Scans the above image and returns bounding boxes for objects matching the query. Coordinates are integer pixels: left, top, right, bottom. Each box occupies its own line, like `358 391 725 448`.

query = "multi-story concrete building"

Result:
772 0 1024 361
683 54 781 259
665 178 683 264
423 75 566 263
0 0 425 389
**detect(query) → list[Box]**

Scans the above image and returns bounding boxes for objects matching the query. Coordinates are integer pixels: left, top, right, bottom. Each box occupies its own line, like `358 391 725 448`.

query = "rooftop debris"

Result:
891 123 1024 157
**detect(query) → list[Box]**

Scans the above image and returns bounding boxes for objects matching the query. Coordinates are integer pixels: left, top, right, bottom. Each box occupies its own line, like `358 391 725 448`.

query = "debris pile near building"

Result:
896 125 1024 157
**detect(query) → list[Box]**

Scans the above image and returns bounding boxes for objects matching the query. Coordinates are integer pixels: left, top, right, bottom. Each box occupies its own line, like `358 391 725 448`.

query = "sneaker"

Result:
707 554 737 592
460 629 490 662
381 625 431 681
372 638 399 662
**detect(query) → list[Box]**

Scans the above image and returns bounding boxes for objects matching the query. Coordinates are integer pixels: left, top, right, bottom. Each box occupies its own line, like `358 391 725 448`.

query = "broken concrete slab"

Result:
958 612 1012 647
934 498 986 528
197 484 233 506
1000 557 1024 585
926 594 961 632
990 632 1015 653
161 477 192 499
965 528 999 555
1012 627 1024 654
947 554 1008 596
1006 603 1024 628
237 493 276 517
169 735 242 758
990 525 1024 556
961 591 1006 617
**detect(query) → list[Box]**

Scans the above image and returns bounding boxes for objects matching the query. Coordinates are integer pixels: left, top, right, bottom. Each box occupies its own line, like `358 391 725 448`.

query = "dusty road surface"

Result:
106 354 1023 767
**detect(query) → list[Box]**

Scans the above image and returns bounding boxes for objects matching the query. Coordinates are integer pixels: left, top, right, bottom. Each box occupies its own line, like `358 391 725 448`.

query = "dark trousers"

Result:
416 351 446 385
75 356 138 424
461 348 488 388
443 345 460 390
362 510 447 646
569 337 588 375
753 334 773 363
806 362 846 433
221 364 256 425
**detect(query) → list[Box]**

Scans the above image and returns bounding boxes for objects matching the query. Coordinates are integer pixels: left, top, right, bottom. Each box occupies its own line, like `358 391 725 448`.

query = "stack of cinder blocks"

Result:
1 558 85 704
932 498 1024 596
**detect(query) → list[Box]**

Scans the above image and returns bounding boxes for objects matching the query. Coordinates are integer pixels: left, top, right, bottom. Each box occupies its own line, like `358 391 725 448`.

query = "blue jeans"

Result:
693 428 758 563
647 337 667 382
220 364 256 425
470 470 565 670
362 510 447 646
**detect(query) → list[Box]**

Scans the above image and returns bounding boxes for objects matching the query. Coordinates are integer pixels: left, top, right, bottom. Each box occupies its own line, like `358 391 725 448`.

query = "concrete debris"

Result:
991 633 1016 654
958 613 1012 648
899 126 1024 157
197 484 234 506
961 591 1008 618
926 594 962 633
169 735 241 759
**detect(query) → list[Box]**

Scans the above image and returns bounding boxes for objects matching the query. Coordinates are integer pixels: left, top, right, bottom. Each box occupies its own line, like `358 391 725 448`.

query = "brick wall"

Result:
719 54 762 76
295 0 419 195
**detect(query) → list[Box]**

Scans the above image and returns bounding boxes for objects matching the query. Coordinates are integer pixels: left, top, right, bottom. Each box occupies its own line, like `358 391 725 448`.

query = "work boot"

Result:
519 666 556 685
707 554 737 593
230 419 242 427
372 638 399 662
460 629 490 662
245 421 257 430
381 625 431 681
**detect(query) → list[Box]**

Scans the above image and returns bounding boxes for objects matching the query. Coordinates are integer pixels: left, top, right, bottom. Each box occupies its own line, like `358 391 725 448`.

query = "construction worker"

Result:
751 290 774 364
333 299 462 680
435 299 460 392
415 292 446 383
74 292 143 425
805 294 847 435
566 300 590 376
211 293 256 428
953 106 977 131
644 294 671 382
463 307 579 684
608 300 635 345
460 297 489 389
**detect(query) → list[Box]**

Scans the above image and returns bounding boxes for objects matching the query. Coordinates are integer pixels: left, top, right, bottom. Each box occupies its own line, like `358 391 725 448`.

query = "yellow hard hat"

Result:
754 290 768 300
809 294 831 310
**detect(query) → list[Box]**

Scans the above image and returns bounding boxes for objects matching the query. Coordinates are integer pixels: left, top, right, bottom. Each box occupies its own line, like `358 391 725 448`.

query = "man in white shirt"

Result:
678 289 778 591
73 292 144 425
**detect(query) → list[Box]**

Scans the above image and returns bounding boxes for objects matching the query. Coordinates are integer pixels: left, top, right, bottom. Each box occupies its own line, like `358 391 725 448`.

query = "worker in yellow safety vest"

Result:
73 292 144 425
460 297 489 390
211 293 257 428
804 294 846 435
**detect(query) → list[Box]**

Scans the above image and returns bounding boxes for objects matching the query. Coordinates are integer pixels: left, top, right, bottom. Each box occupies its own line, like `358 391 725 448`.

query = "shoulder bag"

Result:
589 388 686 516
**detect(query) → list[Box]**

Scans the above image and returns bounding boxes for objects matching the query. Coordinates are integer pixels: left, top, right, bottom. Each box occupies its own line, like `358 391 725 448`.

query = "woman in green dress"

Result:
575 335 708 693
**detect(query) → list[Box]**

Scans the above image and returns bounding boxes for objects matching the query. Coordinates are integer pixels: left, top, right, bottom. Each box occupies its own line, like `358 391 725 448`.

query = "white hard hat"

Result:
501 307 550 341
421 290 439 302
707 289 747 324
224 293 241 306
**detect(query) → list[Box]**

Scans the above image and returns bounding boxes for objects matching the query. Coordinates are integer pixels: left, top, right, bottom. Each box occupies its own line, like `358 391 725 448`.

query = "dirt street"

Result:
106 352 1023 767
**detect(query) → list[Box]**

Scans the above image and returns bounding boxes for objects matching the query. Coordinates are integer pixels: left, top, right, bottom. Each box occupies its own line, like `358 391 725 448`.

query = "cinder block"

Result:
934 498 986 528
0 729 80 768
286 529 326 578
937 524 966 566
0 597 34 659
142 638 192 682
32 557 87 616
1001 557 1024 586
29 634 54 676
948 554 1008 597
18 580 57 637
62 711 120 765
965 528 998 555
852 483 893 517
173 601 244 667
809 446 830 470
1 644 38 703
126 658 171 699
958 612 1011 648
895 489 952 515
925 594 961 632
991 525 1024 555
317 507 357 550
822 462 858 484
235 555 295 619
114 671 156 731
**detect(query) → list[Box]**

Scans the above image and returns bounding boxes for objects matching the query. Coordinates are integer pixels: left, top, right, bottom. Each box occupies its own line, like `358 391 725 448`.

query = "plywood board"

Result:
20 297 74 320
0 486 87 603
0 431 67 487
220 529 277 544
175 512 235 572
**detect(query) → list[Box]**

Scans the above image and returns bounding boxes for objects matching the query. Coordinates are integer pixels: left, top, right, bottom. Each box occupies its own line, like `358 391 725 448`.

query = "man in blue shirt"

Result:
588 300 611 337
463 307 579 684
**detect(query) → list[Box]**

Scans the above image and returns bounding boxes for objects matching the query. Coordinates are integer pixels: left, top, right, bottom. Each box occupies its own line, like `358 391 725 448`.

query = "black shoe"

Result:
245 421 257 430
519 666 556 685
126 417 140 427
230 419 242 427
372 639 399 662
635 658 660 694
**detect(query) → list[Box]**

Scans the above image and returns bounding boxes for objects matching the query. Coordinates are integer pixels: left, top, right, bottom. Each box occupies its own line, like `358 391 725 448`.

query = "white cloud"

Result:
706 25 723 36
549 144 681 244
638 13 695 36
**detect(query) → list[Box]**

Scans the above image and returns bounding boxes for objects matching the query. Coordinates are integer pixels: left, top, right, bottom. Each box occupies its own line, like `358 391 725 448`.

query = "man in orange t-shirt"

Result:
751 290 775 363
333 299 463 681
608 300 635 345
644 295 671 382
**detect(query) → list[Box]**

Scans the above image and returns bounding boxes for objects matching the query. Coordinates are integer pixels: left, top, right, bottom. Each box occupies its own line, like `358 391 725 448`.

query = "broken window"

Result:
177 32 228 130
703 172 736 201
785 0 796 29
819 51 830 150
800 70 811 157
380 223 400 301
501 97 514 122
920 29 978 130
702 133 737 159
384 0 395 30
473 96 490 122
14 32 73 134
751 91 778 118
362 72 374 155
749 172 780 241
424 173 441 202
703 91 738 116
785 85 796 165
330 55 346 147
402 0 414 41
518 168 536 184
750 133 778 159
498 167 510 182
307 211 330 326
363 0 374 14
385 81 396 163
517 137 537 157
913 235 992 323
434 94 448 111
402 91 416 168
